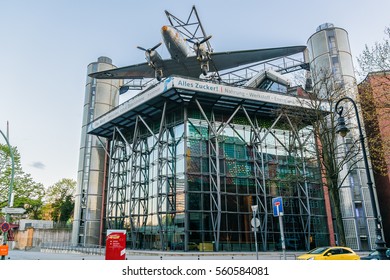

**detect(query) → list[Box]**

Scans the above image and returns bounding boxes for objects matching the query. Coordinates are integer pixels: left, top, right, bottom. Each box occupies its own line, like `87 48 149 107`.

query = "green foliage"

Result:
0 144 45 219
46 178 76 222
14 175 45 219
0 143 45 220
1 143 77 223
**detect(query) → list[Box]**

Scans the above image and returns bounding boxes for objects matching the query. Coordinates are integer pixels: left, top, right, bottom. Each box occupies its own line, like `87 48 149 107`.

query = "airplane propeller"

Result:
187 35 212 60
137 42 163 58
137 42 164 81
136 42 162 52
187 35 212 48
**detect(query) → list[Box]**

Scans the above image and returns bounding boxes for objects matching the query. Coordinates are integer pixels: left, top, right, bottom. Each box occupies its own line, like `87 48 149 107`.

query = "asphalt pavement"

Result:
3 248 301 260
2 247 374 261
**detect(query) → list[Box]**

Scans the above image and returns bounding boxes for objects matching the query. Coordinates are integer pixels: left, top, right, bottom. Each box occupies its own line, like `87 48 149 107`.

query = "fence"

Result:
41 242 105 255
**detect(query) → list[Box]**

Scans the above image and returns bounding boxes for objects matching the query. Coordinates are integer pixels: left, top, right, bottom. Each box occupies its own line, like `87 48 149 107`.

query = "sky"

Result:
1 0 390 188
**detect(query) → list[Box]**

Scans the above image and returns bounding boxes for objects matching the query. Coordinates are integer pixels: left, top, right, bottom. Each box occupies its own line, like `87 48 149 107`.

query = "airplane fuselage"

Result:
161 25 192 62
89 16 307 83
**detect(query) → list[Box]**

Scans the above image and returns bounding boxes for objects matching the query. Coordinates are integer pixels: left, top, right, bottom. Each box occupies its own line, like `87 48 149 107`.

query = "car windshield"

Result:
307 247 329 254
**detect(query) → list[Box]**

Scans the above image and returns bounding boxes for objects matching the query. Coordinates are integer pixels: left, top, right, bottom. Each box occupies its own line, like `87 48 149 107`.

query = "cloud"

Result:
30 161 45 170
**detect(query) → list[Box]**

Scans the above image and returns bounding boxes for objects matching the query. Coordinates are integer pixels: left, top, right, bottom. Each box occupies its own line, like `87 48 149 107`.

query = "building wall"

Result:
18 219 53 231
358 72 390 246
106 103 330 252
13 228 72 250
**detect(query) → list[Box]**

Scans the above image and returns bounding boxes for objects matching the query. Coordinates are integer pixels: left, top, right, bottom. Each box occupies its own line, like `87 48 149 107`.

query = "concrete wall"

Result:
13 228 72 250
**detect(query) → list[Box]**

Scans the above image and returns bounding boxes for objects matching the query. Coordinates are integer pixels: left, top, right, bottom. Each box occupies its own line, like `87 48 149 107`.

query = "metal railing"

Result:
40 242 105 255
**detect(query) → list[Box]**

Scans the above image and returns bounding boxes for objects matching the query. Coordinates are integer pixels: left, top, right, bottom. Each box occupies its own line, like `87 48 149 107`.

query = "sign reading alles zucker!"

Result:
174 77 307 108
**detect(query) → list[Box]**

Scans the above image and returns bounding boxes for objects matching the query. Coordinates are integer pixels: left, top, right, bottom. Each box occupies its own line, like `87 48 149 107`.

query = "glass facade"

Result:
105 103 330 252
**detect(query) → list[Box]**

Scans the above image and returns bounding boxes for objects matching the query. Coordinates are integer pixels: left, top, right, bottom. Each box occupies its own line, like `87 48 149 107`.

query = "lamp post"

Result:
251 205 259 260
0 129 15 250
335 96 388 259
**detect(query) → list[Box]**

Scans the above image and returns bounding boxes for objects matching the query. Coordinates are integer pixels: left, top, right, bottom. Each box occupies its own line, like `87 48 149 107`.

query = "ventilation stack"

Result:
72 57 121 246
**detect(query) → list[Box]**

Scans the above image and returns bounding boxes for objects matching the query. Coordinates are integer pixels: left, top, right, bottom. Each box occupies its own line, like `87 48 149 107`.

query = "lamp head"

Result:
336 115 349 137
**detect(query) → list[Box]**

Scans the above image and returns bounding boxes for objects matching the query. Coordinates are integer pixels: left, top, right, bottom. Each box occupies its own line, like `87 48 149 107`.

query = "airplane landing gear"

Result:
155 69 163 81
201 63 209 76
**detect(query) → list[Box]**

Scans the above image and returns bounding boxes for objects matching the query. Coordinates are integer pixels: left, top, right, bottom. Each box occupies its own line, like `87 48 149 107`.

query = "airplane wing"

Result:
89 45 307 80
88 62 156 79
209 45 307 72
88 58 203 79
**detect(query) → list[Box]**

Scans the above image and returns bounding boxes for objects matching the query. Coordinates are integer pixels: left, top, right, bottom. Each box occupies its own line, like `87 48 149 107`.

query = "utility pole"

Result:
0 129 15 249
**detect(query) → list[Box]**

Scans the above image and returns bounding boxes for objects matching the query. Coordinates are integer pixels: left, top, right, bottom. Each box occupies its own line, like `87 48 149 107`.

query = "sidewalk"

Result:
4 248 300 260
3 248 372 260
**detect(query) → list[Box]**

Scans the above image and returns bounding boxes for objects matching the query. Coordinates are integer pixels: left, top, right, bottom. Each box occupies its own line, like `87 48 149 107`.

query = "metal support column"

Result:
194 99 241 251
156 102 177 250
106 128 129 230
129 117 150 249
284 113 312 248
241 106 269 250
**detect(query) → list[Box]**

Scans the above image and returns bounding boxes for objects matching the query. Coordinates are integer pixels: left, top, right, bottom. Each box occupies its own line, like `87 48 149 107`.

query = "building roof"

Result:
88 75 328 138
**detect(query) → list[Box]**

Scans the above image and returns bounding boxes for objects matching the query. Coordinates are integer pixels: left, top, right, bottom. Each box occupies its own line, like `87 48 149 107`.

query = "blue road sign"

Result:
272 197 283 217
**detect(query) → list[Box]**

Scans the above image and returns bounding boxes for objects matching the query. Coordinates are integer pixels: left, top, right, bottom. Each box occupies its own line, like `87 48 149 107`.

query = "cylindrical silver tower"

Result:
307 23 356 98
307 23 379 250
72 57 121 245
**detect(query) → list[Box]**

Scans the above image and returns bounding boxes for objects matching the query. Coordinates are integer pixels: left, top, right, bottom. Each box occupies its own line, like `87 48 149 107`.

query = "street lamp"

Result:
0 129 14 257
251 205 259 260
335 96 388 259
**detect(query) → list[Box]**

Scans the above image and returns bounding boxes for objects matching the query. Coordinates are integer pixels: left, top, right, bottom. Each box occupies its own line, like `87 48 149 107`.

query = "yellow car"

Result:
297 246 360 260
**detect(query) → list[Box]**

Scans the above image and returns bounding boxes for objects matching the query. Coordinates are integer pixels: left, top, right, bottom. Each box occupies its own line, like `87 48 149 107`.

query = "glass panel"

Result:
338 52 354 77
335 29 350 52
309 31 328 59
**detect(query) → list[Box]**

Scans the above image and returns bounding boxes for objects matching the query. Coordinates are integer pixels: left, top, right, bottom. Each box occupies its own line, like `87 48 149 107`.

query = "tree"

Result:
45 178 76 223
290 70 364 247
0 144 45 220
357 26 390 76
0 143 13 207
357 26 390 245
357 26 390 176
357 76 390 176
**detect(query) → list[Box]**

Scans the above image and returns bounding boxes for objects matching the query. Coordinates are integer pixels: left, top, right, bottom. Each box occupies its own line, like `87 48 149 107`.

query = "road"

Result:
1 249 381 280
3 248 300 260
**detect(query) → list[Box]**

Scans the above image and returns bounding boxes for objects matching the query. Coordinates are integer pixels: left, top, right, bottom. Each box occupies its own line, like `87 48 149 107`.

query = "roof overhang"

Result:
88 75 329 138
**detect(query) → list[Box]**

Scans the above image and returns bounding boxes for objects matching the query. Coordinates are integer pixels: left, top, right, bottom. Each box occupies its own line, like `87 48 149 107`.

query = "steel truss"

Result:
283 114 312 249
156 102 178 250
165 5 212 52
105 102 179 250
129 116 150 248
191 102 313 251
242 106 269 250
105 98 315 251
106 128 129 230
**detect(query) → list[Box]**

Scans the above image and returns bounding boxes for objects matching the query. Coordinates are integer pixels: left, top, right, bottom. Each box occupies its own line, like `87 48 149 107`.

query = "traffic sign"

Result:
1 222 10 233
1 207 26 215
272 197 284 217
251 218 261 228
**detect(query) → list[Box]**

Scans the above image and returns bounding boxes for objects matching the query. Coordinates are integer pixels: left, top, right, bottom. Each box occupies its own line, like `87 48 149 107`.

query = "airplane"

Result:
89 16 306 83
